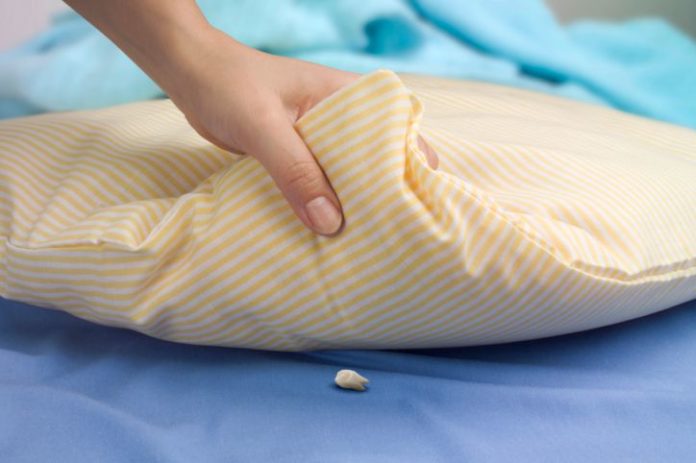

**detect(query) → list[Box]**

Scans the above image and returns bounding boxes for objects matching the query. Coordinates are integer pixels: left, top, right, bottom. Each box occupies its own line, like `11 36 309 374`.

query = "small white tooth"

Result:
335 369 369 391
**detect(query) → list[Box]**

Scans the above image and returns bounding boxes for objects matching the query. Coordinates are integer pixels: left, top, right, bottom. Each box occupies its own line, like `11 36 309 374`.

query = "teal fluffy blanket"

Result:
1 0 695 128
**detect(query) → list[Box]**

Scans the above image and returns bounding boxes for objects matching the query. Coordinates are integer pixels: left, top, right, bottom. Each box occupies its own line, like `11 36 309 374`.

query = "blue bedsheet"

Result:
1 297 695 462
1 0 696 128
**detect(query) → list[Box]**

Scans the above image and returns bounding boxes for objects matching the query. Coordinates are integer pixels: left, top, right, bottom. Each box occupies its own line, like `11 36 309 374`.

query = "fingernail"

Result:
305 196 342 235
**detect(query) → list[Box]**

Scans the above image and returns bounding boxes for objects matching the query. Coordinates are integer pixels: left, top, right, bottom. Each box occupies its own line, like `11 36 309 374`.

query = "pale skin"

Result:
64 0 438 236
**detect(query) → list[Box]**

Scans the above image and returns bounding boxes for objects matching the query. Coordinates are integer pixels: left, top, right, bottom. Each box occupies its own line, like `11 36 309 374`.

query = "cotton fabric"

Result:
1 70 695 350
1 295 695 462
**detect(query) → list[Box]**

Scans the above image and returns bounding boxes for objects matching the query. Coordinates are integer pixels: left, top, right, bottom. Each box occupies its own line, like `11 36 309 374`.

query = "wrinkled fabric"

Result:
1 0 695 128
2 72 696 350
1 296 695 462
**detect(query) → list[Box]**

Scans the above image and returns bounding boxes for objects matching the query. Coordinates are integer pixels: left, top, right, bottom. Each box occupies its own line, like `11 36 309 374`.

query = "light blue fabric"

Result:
2 296 695 462
1 0 695 128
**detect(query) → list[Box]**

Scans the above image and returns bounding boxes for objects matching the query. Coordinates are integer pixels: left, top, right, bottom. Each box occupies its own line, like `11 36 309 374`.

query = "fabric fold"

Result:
1 70 695 351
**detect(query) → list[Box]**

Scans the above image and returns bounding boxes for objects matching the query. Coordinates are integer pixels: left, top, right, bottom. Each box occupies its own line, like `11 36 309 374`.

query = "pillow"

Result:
1 70 695 351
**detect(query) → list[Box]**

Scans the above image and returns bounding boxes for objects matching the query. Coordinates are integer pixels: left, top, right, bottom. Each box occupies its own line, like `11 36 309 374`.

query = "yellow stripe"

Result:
1 69 695 351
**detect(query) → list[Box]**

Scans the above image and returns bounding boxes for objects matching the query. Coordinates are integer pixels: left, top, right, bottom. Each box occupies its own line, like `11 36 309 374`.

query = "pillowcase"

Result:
1 70 695 351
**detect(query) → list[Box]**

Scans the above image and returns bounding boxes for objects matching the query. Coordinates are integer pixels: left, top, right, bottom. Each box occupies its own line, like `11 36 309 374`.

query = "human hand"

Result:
168 30 438 236
63 0 437 236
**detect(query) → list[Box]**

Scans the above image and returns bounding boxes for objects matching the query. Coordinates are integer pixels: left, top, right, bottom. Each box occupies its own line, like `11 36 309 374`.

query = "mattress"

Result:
1 296 694 462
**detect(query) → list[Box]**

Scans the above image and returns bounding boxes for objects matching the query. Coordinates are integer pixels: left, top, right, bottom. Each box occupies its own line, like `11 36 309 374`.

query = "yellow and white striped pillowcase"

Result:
1 70 695 351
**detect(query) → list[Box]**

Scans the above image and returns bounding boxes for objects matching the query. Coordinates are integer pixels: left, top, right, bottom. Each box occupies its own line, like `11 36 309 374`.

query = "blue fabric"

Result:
1 0 696 128
2 296 695 462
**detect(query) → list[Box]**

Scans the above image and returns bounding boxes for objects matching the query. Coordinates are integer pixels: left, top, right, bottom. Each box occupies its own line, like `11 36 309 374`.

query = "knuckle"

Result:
251 97 284 126
254 105 281 128
237 100 283 140
283 160 325 194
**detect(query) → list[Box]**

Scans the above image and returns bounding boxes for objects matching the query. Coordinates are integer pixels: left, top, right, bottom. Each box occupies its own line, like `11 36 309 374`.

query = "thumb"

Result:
248 114 343 236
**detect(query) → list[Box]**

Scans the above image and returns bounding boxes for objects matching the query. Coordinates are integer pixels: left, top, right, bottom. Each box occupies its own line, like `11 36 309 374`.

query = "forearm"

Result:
63 0 235 101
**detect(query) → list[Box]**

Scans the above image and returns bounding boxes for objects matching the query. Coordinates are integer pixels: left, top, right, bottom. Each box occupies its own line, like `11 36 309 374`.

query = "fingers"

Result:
248 113 343 236
241 97 436 238
417 135 439 170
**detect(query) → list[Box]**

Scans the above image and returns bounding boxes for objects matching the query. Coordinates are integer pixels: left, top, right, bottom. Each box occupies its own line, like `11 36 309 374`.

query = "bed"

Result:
2 296 694 462
2 2 696 461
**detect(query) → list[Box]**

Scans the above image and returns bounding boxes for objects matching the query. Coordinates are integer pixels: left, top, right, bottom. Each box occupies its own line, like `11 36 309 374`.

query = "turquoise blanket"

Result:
1 0 695 128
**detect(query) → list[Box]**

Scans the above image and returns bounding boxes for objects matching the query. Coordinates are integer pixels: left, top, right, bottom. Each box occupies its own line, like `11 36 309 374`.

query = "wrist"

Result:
154 26 247 105
134 12 216 91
